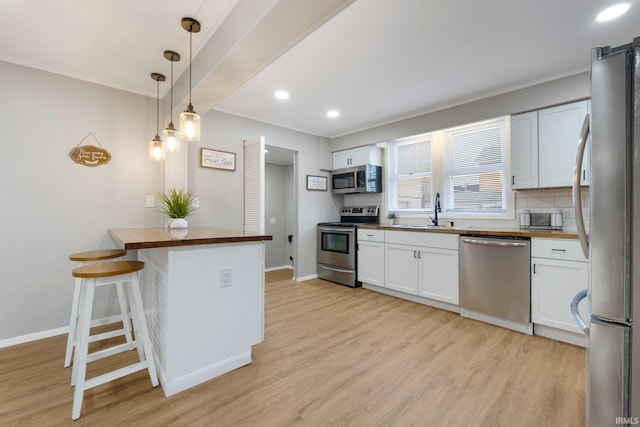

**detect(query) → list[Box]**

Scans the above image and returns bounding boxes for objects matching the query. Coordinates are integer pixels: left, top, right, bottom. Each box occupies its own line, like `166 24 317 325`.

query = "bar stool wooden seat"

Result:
71 260 158 420
65 249 133 368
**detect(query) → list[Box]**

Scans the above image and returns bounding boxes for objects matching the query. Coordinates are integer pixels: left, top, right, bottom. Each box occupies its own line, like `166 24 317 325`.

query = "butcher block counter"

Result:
109 227 273 250
359 224 580 239
109 227 272 397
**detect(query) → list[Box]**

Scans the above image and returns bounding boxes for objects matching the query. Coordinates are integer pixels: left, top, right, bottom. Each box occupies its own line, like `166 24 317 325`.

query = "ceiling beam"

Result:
165 0 355 119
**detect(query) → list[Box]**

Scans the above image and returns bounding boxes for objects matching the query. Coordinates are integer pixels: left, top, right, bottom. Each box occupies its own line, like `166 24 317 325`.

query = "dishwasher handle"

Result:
460 237 528 248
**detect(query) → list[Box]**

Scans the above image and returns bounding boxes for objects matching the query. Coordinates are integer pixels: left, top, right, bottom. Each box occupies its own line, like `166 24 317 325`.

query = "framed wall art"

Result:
306 175 327 191
200 147 236 171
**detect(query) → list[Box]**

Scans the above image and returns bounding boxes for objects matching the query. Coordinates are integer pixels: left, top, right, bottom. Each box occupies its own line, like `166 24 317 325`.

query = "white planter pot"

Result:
168 218 188 229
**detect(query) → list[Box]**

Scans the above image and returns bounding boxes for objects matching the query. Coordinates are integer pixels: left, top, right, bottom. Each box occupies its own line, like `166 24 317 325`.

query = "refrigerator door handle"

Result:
571 288 590 336
572 114 590 259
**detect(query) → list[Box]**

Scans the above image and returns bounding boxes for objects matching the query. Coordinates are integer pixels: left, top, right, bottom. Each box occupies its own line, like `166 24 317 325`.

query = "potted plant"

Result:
386 210 397 225
159 188 197 229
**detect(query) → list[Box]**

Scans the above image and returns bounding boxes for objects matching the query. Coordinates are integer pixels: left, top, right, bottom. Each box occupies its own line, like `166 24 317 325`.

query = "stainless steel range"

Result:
317 206 379 287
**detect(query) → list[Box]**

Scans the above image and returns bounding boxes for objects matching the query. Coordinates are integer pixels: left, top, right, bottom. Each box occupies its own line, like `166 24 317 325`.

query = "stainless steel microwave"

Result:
331 165 382 194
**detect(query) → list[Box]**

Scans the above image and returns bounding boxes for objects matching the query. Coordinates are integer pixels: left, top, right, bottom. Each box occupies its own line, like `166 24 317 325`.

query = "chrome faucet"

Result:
431 192 442 226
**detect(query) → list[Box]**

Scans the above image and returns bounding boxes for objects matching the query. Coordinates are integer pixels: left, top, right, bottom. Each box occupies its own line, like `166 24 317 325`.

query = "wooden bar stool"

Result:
71 260 158 420
65 249 133 368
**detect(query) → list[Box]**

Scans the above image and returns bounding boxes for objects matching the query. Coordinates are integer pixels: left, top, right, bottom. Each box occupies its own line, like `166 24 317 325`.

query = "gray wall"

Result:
187 110 339 280
265 163 291 269
0 61 338 344
0 60 163 342
330 72 590 150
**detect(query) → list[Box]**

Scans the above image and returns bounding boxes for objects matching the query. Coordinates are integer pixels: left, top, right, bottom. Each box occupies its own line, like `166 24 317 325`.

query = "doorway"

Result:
264 145 297 277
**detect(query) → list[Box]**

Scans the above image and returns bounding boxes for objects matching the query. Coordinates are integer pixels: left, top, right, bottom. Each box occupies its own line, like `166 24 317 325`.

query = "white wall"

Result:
187 110 340 280
0 61 164 343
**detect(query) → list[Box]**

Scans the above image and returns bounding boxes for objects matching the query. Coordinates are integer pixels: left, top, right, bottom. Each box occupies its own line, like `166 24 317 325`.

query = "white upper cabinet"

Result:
332 146 382 169
510 111 539 189
538 100 590 187
510 100 590 189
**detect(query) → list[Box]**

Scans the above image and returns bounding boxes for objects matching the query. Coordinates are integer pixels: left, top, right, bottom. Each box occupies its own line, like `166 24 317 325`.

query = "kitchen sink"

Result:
387 224 472 230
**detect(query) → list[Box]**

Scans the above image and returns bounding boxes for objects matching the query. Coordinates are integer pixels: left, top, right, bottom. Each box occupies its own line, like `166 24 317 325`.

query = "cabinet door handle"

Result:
417 251 421 259
582 170 586 181
413 250 417 259
366 234 374 237
533 263 536 274
512 175 515 185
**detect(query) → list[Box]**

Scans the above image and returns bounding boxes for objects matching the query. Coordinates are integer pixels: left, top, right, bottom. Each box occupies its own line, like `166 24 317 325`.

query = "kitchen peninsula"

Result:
109 227 272 396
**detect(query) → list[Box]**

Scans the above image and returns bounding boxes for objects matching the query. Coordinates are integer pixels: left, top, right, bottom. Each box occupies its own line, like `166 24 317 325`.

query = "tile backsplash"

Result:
344 188 589 231
513 188 589 231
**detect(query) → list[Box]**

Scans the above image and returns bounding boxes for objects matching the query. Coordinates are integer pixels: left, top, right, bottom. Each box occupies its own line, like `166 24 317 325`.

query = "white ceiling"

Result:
1 0 639 138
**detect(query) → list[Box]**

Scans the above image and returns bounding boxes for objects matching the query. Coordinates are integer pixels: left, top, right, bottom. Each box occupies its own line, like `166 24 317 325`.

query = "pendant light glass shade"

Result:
149 72 166 161
163 50 181 153
179 18 201 142
150 136 165 161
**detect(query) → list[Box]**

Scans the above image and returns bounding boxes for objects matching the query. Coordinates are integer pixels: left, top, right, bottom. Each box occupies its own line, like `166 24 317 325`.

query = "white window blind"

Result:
446 120 505 212
392 137 432 211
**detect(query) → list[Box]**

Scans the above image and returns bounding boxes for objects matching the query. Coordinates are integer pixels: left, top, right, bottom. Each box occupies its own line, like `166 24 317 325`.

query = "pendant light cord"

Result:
156 80 161 135
189 28 193 106
170 59 174 123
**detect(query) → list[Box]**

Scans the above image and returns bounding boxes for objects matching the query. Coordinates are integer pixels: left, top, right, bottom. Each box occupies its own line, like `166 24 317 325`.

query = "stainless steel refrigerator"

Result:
571 37 640 426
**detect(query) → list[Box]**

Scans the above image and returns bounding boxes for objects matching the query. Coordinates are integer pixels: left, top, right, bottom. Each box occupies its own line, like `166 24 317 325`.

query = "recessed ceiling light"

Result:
327 110 340 118
595 3 630 22
274 90 289 100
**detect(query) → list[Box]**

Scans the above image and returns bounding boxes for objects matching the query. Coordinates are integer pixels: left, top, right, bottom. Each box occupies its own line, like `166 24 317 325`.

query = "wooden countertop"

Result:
109 227 273 250
359 224 580 239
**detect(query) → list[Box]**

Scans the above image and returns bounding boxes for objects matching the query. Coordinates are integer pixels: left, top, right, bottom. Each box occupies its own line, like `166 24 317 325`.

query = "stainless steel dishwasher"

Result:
459 235 532 334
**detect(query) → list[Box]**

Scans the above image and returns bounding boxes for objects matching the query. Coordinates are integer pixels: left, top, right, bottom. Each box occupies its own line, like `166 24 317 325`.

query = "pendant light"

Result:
149 72 166 161
179 17 201 142
163 50 181 153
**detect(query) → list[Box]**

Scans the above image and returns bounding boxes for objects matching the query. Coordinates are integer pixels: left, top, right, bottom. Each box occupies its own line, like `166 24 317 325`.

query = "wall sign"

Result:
69 132 111 167
200 147 236 171
306 175 327 191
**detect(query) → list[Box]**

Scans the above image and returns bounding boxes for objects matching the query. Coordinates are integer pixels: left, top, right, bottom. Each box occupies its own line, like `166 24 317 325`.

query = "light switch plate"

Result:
145 195 155 208
220 268 232 288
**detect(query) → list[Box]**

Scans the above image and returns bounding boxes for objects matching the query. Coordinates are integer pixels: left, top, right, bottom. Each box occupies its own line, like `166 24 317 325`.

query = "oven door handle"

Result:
318 264 354 273
318 227 355 233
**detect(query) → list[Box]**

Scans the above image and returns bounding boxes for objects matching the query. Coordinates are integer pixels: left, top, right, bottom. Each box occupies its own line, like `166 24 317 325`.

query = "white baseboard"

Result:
362 283 460 314
265 265 293 272
534 324 587 347
295 274 318 282
0 314 125 349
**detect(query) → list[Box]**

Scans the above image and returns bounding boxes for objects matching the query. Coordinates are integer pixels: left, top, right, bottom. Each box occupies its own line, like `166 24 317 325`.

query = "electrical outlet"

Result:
270 217 276 224
145 195 155 208
220 268 232 288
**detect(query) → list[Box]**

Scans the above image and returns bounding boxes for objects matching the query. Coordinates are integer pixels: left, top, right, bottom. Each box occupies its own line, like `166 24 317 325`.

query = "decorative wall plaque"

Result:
200 147 236 171
69 132 111 167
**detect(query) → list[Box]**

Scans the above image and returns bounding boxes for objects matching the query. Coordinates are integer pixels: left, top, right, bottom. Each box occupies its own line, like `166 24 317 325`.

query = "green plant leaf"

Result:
158 188 197 218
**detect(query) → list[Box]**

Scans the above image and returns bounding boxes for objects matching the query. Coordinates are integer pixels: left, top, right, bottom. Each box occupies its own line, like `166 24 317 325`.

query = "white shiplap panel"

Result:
244 137 265 234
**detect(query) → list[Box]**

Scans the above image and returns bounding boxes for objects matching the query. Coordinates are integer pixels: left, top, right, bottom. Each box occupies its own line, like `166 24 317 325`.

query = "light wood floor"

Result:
0 270 585 426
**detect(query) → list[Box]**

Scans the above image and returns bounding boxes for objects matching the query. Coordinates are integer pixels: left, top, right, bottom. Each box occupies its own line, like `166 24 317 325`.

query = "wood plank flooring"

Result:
0 270 585 426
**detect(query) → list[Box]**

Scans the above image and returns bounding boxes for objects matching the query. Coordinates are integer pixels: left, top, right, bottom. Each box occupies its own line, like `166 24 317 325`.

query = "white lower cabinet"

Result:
357 229 385 287
531 238 589 336
385 243 419 294
417 247 458 305
384 231 459 305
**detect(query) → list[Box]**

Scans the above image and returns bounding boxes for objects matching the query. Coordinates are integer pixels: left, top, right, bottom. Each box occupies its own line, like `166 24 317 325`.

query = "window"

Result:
389 135 433 212
444 119 506 212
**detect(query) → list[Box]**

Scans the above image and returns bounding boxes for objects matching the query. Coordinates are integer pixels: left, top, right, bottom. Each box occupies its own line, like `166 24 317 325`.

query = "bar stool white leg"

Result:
64 277 83 368
126 283 145 361
72 277 96 421
129 273 158 386
115 282 133 344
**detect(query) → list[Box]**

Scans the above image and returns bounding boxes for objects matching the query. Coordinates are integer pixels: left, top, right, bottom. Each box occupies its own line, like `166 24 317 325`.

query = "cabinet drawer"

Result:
385 230 458 250
531 238 588 262
358 229 385 242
